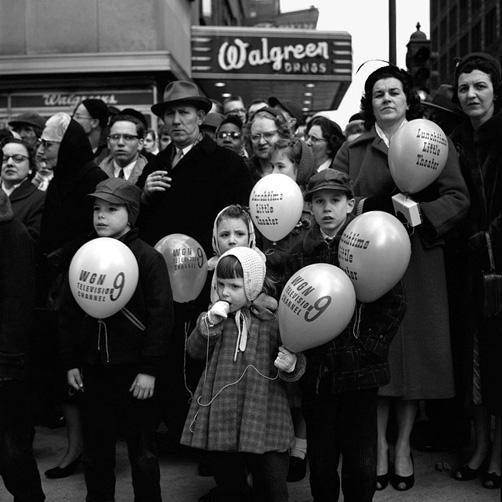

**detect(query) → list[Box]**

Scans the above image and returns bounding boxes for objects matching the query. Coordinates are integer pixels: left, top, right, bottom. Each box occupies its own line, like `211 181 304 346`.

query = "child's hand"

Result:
274 345 297 373
129 373 155 400
67 368 84 391
207 301 230 325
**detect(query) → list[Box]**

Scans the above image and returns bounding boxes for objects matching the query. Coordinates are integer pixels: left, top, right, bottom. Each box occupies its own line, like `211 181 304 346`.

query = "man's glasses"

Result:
39 139 60 149
1 154 29 164
216 131 242 140
108 134 139 143
250 131 278 143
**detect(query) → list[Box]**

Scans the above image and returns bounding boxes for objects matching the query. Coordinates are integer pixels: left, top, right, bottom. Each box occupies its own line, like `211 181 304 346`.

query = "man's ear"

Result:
196 110 206 125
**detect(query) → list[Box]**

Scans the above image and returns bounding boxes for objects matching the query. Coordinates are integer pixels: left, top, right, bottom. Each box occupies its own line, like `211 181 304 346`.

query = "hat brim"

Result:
305 184 352 201
87 191 128 206
151 97 212 118
8 120 43 130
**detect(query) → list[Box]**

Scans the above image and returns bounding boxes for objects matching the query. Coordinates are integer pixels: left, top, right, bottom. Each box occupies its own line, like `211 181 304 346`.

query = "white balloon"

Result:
249 173 304 242
389 118 448 194
69 238 139 319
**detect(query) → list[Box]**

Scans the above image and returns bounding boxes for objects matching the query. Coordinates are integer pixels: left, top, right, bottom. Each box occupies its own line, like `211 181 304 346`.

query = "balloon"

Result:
249 173 303 242
338 211 411 303
155 233 207 303
388 118 448 193
278 264 356 352
69 238 139 319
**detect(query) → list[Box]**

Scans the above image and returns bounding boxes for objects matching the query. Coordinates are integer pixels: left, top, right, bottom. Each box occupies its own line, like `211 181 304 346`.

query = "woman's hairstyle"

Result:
271 138 316 187
146 128 158 141
244 106 291 152
360 65 422 129
306 116 345 158
0 137 36 178
216 255 243 280
452 52 502 108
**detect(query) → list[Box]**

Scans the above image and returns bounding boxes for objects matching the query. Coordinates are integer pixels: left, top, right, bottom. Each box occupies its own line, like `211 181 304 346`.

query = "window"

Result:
460 0 468 21
472 22 482 51
449 6 458 37
460 33 469 55
440 17 447 46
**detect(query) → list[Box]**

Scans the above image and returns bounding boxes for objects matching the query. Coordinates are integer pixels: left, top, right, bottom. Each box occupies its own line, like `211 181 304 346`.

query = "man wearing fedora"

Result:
137 80 252 448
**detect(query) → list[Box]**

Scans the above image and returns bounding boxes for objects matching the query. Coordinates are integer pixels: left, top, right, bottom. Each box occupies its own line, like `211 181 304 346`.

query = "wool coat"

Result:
58 229 174 378
40 119 107 269
333 127 470 399
181 304 305 454
137 136 253 254
8 178 45 243
284 219 406 399
450 111 502 414
0 193 35 381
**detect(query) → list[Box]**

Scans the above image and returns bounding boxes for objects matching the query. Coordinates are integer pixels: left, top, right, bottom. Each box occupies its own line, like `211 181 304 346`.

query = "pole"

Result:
389 0 396 65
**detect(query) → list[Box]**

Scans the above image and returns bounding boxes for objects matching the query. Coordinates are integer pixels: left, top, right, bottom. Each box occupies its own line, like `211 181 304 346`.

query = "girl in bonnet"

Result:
181 247 304 501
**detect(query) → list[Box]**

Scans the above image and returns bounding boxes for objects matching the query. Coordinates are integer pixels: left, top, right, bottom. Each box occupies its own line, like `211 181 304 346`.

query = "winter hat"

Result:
88 178 142 225
41 113 71 143
217 247 266 302
81 99 110 128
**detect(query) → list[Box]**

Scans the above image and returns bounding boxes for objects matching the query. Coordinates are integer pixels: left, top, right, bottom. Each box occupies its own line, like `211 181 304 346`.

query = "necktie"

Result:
172 148 184 168
117 168 125 179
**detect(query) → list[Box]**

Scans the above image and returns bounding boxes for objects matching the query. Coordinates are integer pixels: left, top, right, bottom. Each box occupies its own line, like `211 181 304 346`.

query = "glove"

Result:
207 301 230 325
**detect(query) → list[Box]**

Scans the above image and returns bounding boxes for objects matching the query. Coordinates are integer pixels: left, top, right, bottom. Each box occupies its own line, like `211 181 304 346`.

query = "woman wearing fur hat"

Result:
181 247 305 501
449 52 502 489
333 65 469 492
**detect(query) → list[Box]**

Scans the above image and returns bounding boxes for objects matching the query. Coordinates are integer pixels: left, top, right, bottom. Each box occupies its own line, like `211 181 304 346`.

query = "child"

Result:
58 178 174 502
285 169 406 502
181 246 304 501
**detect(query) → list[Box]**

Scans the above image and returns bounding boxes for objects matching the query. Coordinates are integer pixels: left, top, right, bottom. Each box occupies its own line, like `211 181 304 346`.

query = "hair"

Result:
216 204 252 228
145 128 158 141
244 107 291 152
218 115 243 131
452 55 502 108
0 137 36 178
360 65 422 129
216 255 244 280
159 124 170 136
223 95 245 107
306 116 345 158
109 114 145 139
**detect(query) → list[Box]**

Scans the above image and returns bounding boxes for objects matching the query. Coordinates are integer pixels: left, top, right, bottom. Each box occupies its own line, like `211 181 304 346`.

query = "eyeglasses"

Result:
216 131 242 140
306 134 327 144
250 131 278 143
72 113 93 121
39 139 60 149
2 154 29 164
225 109 246 116
108 134 139 143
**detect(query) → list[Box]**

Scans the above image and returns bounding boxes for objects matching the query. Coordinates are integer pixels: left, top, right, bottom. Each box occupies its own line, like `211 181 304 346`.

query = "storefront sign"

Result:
11 89 154 109
192 27 351 78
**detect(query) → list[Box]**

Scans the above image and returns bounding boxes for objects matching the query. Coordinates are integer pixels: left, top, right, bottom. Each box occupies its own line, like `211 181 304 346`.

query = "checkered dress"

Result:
181 308 303 453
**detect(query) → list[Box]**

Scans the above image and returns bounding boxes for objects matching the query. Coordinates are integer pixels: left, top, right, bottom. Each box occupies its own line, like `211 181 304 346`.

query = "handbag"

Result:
480 231 502 319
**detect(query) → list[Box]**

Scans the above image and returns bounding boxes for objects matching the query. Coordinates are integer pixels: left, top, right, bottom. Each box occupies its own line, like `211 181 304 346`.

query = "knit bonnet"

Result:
41 112 71 142
218 246 265 302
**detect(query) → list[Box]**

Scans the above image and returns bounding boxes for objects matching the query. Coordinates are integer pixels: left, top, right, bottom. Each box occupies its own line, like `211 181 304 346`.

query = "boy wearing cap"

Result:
284 169 406 502
58 178 174 502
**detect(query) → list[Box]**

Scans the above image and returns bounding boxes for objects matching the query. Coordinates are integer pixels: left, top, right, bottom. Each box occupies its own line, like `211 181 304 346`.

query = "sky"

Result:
279 0 430 127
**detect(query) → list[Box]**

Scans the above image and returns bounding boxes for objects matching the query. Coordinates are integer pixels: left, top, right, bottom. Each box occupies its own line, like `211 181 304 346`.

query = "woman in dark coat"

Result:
333 65 470 491
450 52 501 489
1 137 45 242
37 112 107 479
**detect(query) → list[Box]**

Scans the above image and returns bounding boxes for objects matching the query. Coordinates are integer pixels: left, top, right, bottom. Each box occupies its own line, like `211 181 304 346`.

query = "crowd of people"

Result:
0 51 501 502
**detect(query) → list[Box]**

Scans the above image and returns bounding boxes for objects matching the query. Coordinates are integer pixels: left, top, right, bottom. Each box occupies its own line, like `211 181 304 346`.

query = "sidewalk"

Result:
1 426 498 501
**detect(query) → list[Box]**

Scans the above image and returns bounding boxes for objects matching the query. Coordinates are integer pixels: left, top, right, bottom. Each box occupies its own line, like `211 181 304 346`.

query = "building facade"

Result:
430 0 502 87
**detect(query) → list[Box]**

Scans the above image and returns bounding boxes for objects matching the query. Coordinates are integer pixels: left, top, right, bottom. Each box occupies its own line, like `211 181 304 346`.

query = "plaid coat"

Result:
181 304 305 454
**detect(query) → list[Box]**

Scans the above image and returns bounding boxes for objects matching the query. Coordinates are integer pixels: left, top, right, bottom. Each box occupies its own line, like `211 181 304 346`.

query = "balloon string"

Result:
183 320 195 402
352 304 363 339
188 364 279 433
97 320 110 363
